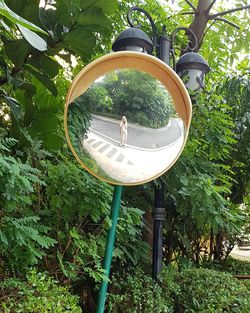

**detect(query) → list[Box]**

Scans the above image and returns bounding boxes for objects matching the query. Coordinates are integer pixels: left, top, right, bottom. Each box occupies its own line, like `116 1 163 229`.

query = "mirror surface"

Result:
67 69 185 184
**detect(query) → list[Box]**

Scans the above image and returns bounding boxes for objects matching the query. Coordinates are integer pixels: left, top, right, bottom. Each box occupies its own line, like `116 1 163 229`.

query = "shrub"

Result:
173 267 250 313
203 257 250 275
221 257 250 275
0 138 56 272
107 266 250 313
123 111 132 120
107 268 176 313
0 270 82 313
242 279 250 291
134 112 151 127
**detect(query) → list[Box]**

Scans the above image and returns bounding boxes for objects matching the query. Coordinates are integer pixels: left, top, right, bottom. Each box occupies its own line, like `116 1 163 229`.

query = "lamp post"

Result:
112 6 210 281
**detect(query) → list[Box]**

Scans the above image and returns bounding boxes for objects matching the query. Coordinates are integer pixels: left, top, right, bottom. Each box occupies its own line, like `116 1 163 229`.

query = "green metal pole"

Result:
96 185 123 313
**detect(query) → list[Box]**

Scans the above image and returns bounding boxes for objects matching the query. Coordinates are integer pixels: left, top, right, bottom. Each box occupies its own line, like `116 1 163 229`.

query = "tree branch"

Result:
187 0 212 50
200 20 217 48
206 0 217 13
184 0 198 13
209 4 250 19
213 17 240 29
180 11 196 15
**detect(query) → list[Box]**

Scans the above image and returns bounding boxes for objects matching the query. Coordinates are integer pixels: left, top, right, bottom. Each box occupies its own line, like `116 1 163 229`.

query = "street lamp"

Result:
112 6 211 281
113 6 211 91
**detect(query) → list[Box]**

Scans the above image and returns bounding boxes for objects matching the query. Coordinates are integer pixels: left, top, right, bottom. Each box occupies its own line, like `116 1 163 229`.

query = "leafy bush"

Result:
107 267 250 313
107 268 176 313
43 160 149 286
0 138 56 271
134 112 150 127
173 268 250 313
0 270 82 313
221 257 250 275
203 257 250 275
242 279 250 291
67 96 92 155
115 206 149 266
44 161 112 282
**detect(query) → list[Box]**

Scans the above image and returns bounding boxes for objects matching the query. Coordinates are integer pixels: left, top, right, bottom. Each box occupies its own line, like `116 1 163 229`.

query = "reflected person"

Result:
119 116 128 147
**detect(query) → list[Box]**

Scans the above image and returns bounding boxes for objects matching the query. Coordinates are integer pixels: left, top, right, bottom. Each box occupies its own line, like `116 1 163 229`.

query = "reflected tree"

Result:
83 85 113 114
84 69 174 128
67 97 92 155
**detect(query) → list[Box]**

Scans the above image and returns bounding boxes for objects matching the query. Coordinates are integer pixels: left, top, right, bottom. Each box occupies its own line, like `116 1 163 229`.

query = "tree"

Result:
77 69 174 128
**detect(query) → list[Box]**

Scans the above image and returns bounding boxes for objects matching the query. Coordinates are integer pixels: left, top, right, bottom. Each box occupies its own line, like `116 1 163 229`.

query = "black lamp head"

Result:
112 27 153 54
176 52 210 90
176 52 210 73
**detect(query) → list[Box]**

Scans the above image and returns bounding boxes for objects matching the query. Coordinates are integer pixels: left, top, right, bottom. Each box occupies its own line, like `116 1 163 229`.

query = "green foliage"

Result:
220 74 250 204
0 0 117 149
108 266 250 313
45 161 113 224
1 1 46 34
114 206 149 266
107 268 176 313
0 138 56 271
174 268 250 313
1 215 56 270
67 96 92 155
0 270 81 312
79 69 174 128
43 160 148 286
160 77 248 263
0 0 47 51
204 257 250 275
82 85 113 114
178 174 230 229
134 111 151 127
242 279 250 291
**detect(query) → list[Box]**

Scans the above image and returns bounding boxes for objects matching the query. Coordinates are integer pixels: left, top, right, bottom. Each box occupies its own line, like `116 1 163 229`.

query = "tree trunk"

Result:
214 230 224 261
188 0 214 50
209 227 214 261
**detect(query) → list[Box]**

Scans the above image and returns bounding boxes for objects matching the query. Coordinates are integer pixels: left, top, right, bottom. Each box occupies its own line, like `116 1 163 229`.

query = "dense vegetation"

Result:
79 69 174 128
0 0 249 312
107 265 250 313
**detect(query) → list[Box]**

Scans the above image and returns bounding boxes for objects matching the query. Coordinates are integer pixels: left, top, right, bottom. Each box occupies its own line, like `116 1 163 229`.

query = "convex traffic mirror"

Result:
64 51 192 185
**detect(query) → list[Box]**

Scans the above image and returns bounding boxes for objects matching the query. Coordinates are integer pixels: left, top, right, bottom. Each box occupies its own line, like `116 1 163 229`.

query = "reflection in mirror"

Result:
67 69 185 184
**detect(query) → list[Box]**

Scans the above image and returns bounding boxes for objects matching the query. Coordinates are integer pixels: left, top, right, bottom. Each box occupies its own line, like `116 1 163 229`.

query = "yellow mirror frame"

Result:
64 51 192 186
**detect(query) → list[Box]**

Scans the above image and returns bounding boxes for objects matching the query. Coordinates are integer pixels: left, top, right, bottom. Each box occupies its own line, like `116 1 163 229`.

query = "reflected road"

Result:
90 115 184 149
